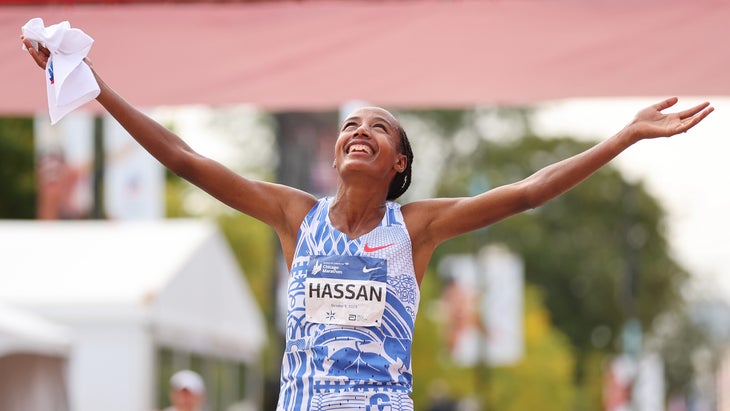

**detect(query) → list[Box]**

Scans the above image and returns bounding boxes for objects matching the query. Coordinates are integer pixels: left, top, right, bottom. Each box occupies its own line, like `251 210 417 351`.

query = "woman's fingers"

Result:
21 36 49 69
678 106 714 132
677 101 711 120
652 97 679 112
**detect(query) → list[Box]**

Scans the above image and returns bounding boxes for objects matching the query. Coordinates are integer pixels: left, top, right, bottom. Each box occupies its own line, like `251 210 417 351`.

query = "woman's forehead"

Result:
344 106 399 126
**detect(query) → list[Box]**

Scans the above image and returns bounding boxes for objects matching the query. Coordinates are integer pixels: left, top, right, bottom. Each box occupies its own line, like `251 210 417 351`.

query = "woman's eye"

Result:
374 124 387 131
343 122 357 130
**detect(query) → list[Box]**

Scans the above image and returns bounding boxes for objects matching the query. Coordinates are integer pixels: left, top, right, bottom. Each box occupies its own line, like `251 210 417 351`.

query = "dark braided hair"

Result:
387 126 414 201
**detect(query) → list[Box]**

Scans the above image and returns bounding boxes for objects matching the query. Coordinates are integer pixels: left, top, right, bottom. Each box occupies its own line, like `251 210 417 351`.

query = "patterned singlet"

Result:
277 197 420 411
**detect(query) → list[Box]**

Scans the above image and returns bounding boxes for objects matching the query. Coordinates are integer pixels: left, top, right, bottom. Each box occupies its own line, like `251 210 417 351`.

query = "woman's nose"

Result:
354 123 370 137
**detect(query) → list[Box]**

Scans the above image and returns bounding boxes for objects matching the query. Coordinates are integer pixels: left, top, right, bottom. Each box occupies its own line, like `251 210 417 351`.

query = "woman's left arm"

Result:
406 97 713 251
515 97 713 210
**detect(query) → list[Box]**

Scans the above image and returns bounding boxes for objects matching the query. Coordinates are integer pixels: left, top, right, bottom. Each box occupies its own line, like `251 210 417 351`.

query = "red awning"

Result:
1 0 728 115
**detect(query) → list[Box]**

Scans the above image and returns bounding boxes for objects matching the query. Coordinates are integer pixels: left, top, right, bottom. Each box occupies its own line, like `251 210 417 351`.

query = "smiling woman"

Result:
21 31 713 410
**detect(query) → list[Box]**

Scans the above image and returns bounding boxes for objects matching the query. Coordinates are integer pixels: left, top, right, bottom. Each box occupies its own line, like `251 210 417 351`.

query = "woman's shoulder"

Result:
400 197 461 238
400 197 455 215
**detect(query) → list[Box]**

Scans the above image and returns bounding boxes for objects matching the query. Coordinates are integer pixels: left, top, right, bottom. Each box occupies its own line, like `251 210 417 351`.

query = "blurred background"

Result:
1 1 729 410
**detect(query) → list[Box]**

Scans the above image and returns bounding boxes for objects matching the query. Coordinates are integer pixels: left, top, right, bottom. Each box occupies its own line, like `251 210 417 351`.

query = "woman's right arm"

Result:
91 68 317 233
22 37 317 250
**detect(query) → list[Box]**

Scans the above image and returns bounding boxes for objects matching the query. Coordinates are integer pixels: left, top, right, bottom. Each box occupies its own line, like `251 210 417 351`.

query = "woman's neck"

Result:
329 185 388 239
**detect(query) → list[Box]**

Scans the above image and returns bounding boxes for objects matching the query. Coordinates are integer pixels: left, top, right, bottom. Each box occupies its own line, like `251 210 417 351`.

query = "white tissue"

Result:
22 18 100 125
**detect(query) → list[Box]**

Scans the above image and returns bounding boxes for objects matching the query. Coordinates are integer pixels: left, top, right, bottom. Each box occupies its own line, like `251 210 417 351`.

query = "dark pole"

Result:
92 115 104 219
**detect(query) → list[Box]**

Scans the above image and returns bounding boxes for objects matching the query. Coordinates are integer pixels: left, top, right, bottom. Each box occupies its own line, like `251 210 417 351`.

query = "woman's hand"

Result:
21 35 50 69
627 97 713 141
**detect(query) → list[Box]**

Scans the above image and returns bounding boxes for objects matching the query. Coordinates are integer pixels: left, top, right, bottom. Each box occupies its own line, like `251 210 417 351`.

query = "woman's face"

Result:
334 107 406 182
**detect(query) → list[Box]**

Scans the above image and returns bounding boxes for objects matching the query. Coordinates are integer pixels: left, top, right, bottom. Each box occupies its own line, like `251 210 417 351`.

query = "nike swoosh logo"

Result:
362 266 380 273
363 243 393 252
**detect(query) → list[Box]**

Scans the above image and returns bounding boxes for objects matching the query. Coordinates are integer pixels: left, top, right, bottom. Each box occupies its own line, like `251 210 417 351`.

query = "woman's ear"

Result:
394 153 407 173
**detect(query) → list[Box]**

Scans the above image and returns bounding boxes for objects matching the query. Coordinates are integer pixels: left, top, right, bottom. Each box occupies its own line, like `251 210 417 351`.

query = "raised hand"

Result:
628 97 713 141
21 35 50 70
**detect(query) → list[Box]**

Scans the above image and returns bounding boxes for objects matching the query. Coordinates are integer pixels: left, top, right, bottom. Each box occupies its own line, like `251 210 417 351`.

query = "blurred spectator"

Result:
163 370 206 411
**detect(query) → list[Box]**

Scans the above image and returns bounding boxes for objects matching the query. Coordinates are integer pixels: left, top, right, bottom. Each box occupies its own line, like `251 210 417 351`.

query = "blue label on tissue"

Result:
47 61 54 85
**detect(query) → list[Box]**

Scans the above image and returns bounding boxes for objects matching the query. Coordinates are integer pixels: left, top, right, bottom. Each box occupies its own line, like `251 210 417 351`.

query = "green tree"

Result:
434 135 687 358
0 117 35 218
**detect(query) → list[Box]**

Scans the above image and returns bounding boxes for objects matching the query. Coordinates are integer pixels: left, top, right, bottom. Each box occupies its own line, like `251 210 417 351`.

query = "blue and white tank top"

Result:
277 197 420 411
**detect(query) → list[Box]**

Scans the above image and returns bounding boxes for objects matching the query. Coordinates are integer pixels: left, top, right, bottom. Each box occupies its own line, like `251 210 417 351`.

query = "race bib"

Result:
305 255 388 327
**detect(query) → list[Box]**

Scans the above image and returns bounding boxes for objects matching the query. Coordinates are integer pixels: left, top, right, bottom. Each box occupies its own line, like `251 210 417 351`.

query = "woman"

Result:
23 37 712 411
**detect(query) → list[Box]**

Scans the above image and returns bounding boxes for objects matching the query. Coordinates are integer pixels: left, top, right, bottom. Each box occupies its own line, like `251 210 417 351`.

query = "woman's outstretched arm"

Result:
22 36 317 262
405 97 713 280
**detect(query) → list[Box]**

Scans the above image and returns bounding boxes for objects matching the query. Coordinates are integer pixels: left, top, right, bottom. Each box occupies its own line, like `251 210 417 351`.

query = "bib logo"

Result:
312 261 323 275
348 313 369 322
366 393 392 411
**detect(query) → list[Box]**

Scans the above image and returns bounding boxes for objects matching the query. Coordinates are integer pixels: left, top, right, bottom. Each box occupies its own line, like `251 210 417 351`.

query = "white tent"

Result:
0 219 266 411
0 302 72 411
0 301 72 358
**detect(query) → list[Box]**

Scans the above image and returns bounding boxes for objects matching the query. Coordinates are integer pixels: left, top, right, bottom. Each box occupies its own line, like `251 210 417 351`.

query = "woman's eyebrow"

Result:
342 116 361 125
372 116 396 128
341 115 394 129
